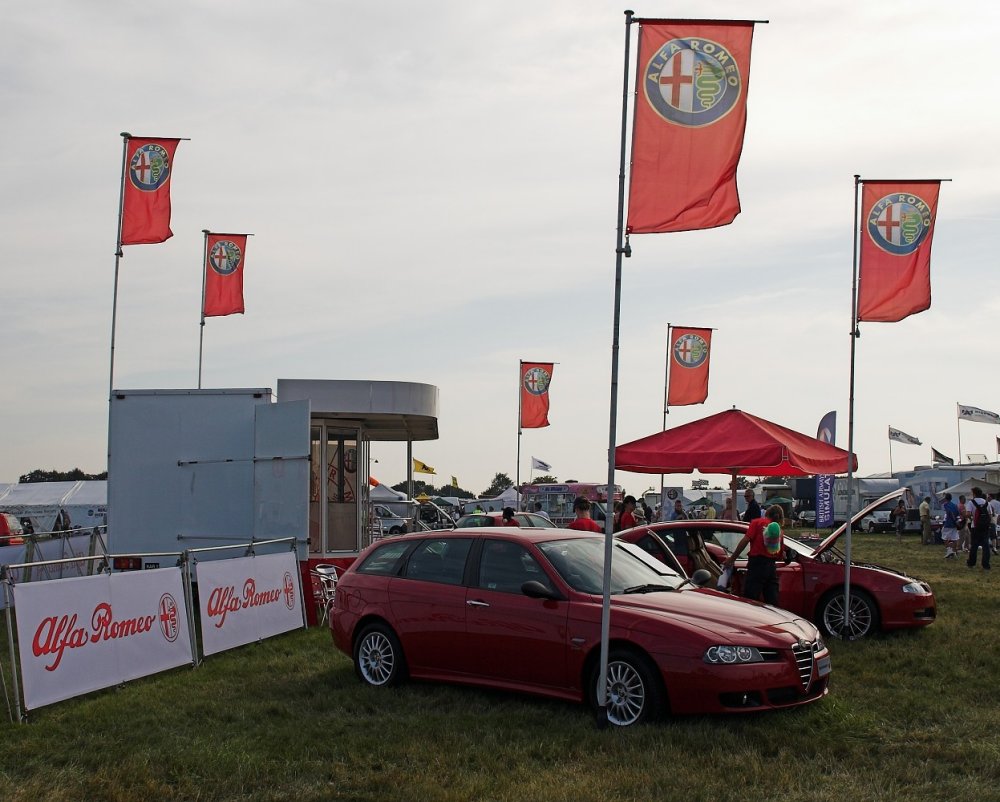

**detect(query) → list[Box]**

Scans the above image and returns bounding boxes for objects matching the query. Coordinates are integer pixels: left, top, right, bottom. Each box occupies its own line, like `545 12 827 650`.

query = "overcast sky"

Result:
3 1 1000 496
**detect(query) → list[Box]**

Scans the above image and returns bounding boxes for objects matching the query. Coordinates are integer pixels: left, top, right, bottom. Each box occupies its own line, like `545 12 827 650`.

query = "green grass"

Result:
0 534 997 801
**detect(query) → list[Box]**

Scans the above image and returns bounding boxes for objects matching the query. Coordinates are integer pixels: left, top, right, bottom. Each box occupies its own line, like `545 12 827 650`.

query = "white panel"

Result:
254 401 310 549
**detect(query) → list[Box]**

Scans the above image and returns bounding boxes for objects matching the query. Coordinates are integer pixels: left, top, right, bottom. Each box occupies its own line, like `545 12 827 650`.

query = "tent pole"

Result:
843 175 861 639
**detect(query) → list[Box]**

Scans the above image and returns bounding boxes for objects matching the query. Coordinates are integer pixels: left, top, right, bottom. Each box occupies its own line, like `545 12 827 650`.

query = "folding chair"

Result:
313 564 340 624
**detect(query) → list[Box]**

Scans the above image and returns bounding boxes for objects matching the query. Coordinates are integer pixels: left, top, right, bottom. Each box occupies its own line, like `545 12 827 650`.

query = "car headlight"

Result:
902 582 927 594
704 645 764 664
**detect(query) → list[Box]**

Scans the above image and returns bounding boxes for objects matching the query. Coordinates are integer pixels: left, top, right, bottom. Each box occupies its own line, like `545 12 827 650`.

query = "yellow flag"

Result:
451 475 458 487
413 458 436 475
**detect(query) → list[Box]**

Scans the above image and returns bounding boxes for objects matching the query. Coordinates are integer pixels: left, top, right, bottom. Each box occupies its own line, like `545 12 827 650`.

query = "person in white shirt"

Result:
987 493 1000 554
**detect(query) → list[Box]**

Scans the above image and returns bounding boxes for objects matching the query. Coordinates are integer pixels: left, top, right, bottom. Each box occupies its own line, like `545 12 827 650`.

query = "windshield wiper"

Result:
622 583 675 594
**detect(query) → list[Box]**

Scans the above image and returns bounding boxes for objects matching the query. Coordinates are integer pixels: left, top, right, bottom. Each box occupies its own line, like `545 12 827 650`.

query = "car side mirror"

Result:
784 548 796 565
521 580 564 601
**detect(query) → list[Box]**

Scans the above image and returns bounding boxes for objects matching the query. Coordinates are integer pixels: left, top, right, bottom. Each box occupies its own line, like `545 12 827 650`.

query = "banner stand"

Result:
3 573 23 723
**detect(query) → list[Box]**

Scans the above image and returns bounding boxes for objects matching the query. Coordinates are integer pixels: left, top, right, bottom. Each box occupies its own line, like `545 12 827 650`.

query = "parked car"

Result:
454 511 556 528
860 509 893 534
0 513 25 545
373 504 409 535
797 510 816 525
617 489 936 640
330 528 831 726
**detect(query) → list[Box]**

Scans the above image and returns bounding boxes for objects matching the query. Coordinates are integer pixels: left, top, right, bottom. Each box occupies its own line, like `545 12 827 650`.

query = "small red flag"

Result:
858 181 940 323
667 327 712 406
627 21 755 234
203 233 247 317
520 362 553 429
120 137 180 245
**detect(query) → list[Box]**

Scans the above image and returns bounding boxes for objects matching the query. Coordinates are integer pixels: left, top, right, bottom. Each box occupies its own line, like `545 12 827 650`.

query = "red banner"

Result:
627 21 755 234
120 138 180 245
667 327 712 406
520 362 553 429
858 181 940 323
203 233 247 317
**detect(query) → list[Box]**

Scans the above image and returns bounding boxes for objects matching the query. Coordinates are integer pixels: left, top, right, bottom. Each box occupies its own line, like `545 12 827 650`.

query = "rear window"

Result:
356 540 413 576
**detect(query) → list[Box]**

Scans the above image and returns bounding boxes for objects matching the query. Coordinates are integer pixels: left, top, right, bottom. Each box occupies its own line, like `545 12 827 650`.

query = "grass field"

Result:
0 533 997 802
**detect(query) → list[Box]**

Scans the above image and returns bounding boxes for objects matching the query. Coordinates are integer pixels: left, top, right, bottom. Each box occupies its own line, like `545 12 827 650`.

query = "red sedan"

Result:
330 528 830 726
617 492 936 640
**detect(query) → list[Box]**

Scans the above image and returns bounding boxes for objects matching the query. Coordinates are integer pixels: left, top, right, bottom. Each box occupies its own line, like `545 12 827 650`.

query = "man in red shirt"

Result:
567 496 602 532
619 495 638 530
723 505 785 605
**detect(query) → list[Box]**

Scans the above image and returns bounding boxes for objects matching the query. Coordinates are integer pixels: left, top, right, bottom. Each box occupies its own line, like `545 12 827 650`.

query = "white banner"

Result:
14 568 191 710
958 403 1000 425
197 552 303 657
888 426 921 445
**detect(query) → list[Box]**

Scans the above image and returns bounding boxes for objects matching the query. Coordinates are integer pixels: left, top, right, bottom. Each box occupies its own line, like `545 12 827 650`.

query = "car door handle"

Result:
467 599 490 608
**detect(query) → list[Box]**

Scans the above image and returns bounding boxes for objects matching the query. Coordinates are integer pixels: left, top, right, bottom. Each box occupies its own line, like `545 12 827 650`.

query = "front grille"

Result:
791 642 816 688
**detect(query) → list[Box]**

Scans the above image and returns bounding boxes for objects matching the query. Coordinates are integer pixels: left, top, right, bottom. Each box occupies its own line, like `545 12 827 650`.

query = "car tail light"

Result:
112 556 143 571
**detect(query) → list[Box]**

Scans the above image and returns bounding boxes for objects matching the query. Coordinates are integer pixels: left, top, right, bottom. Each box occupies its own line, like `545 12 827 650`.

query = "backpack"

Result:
973 500 991 536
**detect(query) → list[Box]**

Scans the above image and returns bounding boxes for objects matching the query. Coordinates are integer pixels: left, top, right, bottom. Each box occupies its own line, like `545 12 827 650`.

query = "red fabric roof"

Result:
615 409 857 477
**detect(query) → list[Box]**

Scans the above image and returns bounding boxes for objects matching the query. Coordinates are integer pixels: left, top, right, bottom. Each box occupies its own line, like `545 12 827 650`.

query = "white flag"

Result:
888 426 921 445
958 404 1000 425
531 457 552 472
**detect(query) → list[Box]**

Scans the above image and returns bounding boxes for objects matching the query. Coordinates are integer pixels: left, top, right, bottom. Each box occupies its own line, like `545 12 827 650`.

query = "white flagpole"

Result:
843 175 861 639
957 403 963 465
198 230 209 389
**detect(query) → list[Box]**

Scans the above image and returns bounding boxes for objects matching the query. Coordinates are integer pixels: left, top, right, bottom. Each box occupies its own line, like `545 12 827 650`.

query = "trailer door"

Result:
253 400 310 556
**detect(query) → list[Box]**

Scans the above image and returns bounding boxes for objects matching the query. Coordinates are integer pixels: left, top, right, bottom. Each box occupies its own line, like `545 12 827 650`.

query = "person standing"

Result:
891 499 907 543
671 499 688 521
640 498 654 524
619 495 638 530
721 497 735 521
704 502 717 520
941 493 960 559
567 496 602 532
919 496 932 545
988 493 1000 554
724 505 784 605
501 507 520 527
742 489 761 523
967 487 992 570
958 495 972 552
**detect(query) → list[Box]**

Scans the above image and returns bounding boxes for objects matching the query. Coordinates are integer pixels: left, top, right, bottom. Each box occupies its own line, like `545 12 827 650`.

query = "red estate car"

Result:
617 491 936 640
330 528 830 726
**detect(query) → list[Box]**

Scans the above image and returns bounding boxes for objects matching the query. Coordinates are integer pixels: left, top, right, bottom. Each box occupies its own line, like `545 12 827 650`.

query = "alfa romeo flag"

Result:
627 20 756 234
120 137 181 245
203 233 248 317
858 181 941 322
667 327 712 406
520 362 553 429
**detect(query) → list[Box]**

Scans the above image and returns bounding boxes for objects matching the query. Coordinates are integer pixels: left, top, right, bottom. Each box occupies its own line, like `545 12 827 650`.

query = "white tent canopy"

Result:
0 480 107 532
939 478 1000 497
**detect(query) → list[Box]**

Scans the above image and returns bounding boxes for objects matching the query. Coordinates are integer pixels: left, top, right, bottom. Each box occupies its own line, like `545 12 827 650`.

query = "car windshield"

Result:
538 537 685 594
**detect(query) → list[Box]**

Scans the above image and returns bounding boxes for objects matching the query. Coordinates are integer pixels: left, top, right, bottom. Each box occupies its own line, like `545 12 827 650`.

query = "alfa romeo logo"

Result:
522 367 551 396
673 333 709 368
283 572 296 610
867 193 933 255
644 37 742 127
209 240 242 276
129 143 171 192
158 593 180 642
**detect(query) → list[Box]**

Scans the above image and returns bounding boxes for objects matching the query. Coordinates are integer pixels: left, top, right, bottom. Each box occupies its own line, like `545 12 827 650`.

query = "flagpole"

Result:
843 174 861 639
516 361 523 510
888 430 893 476
598 9 634 729
109 132 131 400
957 404 962 465
198 230 210 389
660 324 671 520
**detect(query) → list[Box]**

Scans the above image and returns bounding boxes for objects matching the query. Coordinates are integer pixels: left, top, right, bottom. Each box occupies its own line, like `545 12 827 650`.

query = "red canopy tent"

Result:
616 409 857 519
615 409 857 477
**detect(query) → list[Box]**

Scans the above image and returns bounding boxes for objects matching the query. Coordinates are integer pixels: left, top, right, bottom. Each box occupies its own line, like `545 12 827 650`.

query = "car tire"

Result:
354 623 407 687
818 588 880 640
589 649 664 727
389 526 404 535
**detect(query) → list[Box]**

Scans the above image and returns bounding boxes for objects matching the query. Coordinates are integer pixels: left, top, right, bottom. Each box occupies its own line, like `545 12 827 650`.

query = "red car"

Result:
455 511 556 528
330 528 830 726
617 490 936 640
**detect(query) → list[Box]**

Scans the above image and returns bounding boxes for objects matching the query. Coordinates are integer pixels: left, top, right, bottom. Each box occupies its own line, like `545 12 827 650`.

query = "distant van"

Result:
0 513 25 545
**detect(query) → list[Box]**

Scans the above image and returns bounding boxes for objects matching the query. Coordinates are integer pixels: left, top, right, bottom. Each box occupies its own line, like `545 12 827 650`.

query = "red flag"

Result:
520 362 553 429
858 181 940 322
627 21 755 234
203 233 247 317
667 327 712 406
120 137 180 245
